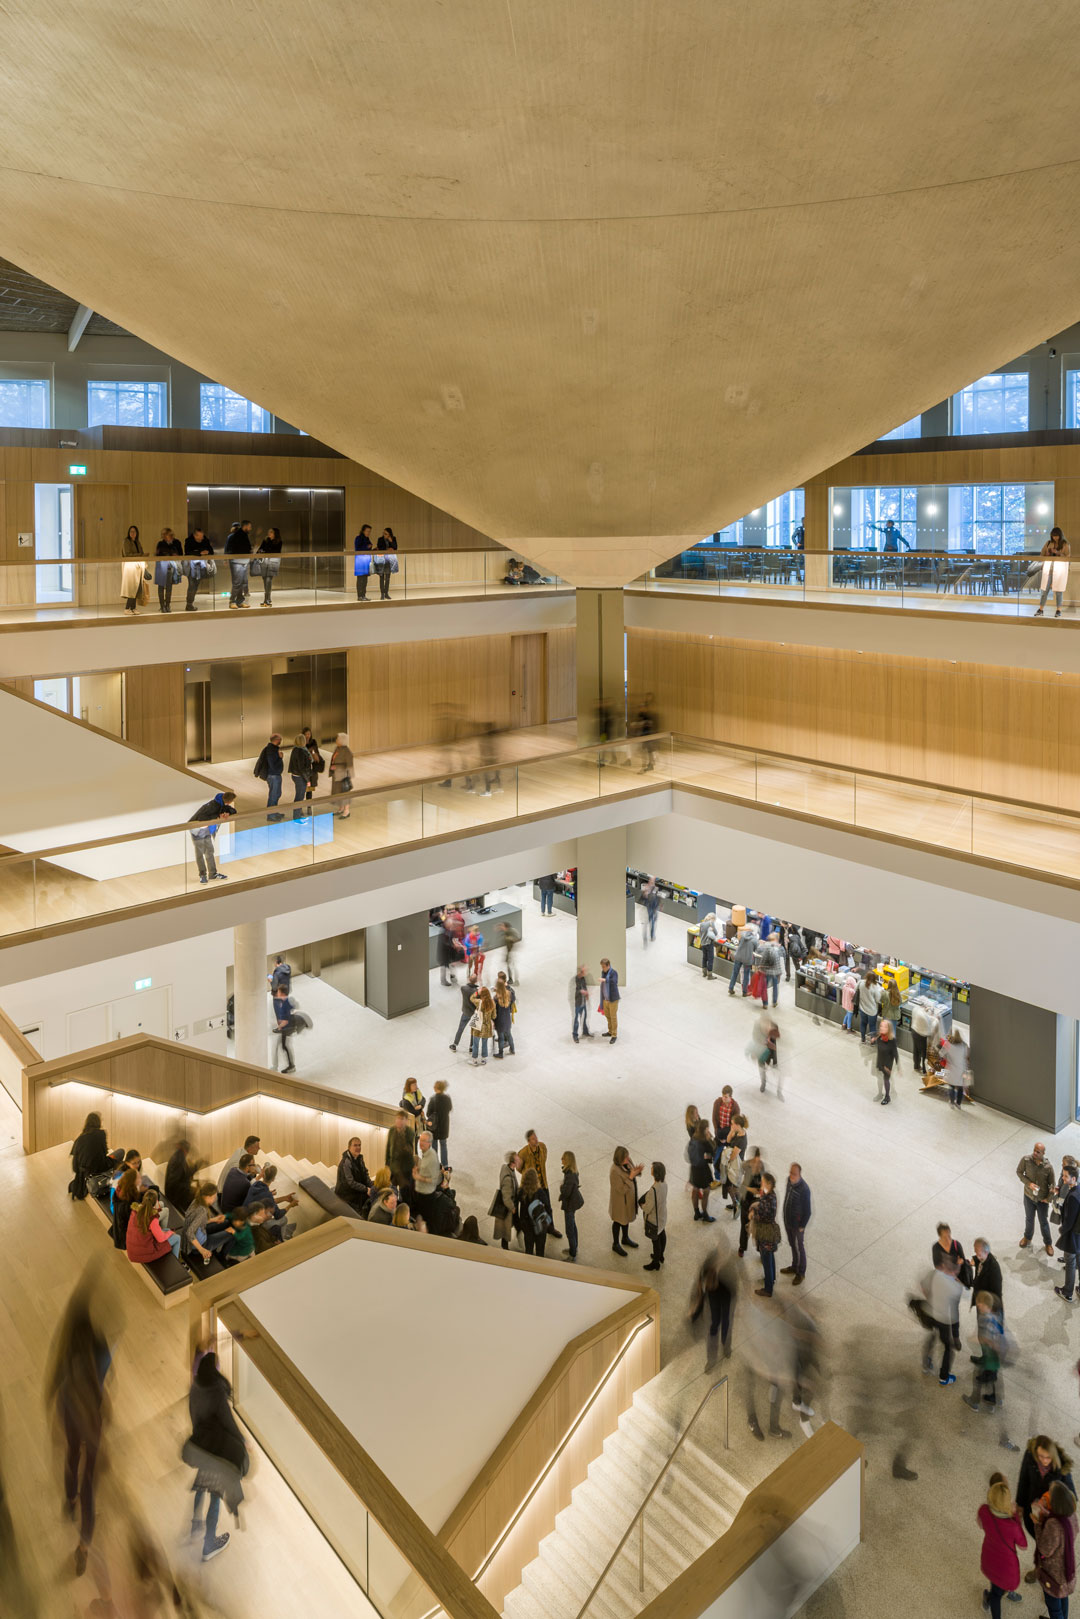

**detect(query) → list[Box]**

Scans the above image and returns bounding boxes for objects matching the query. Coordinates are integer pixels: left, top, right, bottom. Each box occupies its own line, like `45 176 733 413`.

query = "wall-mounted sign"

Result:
133 977 152 991
68 463 87 476
59 438 78 449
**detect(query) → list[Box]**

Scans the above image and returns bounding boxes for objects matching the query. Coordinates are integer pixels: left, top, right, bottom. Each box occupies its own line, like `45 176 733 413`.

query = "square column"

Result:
575 825 628 988
968 987 1076 1131
575 588 625 746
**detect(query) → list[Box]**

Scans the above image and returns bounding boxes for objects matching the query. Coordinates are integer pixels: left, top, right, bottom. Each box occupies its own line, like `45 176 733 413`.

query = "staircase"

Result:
503 1384 744 1619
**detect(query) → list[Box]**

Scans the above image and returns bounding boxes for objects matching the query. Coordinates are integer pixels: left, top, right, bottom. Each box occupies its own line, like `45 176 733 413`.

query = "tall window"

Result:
765 487 805 547
0 377 50 428
880 414 921 441
199 383 272 433
951 372 1028 436
947 484 1033 554
848 486 918 549
1065 370 1080 430
87 379 167 427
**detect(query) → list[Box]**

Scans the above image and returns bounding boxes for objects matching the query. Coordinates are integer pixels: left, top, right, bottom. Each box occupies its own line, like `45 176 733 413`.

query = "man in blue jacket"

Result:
781 1163 812 1286
599 958 620 1044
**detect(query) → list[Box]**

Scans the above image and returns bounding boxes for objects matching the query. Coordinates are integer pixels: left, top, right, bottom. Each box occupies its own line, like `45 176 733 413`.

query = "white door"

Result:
109 987 171 1040
67 1003 109 1050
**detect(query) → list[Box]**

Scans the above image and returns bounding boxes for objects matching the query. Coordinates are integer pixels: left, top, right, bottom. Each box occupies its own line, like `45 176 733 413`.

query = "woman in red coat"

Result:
977 1473 1027 1618
125 1191 181 1263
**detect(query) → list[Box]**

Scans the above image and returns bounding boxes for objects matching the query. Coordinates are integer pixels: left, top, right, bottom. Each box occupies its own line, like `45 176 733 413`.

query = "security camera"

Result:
1049 347 1058 357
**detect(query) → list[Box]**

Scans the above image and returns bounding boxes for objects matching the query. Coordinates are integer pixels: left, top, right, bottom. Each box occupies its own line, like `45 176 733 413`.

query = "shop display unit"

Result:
427 899 523 970
627 868 702 919
531 873 636 927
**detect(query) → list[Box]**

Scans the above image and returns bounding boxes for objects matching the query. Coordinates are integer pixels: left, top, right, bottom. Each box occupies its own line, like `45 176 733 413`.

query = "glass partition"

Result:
829 479 1053 557
232 1342 445 1619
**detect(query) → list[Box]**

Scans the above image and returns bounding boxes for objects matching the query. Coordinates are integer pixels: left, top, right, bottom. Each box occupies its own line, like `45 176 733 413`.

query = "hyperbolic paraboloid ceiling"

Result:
2 2 1080 582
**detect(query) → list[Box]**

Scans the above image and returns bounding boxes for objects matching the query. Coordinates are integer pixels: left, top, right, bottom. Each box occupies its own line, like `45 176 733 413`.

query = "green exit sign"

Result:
134 977 152 991
68 463 87 476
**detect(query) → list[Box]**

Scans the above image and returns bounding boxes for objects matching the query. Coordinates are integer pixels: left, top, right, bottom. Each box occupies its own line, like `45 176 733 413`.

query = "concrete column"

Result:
575 588 625 746
233 919 268 1067
968 986 1076 1132
575 825 628 988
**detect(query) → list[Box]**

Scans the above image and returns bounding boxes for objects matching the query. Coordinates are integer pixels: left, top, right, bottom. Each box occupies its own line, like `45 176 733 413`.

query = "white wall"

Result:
0 688 209 876
0 931 231 1059
699 1458 861 1619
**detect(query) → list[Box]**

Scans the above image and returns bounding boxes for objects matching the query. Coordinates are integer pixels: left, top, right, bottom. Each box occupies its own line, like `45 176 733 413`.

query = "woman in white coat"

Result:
120 525 146 614
1036 527 1070 618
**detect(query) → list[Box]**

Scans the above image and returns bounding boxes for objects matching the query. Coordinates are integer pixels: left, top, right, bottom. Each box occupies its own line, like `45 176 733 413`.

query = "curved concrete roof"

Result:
3 3 1080 581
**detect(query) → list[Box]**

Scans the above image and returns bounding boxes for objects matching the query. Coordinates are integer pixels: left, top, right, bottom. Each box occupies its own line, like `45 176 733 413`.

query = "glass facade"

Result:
880 414 921 440
951 372 1028 435
199 383 272 433
831 480 1053 554
1066 370 1080 430
88 378 168 427
0 377 50 428
702 487 804 549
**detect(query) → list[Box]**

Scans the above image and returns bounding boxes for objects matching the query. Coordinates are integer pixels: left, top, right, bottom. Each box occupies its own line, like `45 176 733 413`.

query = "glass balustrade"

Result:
0 550 565 622
0 734 1077 942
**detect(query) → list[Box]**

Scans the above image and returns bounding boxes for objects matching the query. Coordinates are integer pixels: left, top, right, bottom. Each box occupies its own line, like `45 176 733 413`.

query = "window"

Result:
848 486 918 549
947 483 1039 554
199 383 272 433
765 488 804 548
951 372 1028 436
0 377 50 428
880 414 921 441
1065 370 1080 430
87 379 168 428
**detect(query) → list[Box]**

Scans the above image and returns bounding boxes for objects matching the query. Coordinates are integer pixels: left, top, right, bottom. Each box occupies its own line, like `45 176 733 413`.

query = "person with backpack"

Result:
520 1169 553 1257
760 934 784 1006
728 921 759 998
698 913 719 980
272 982 296 1074
253 734 284 812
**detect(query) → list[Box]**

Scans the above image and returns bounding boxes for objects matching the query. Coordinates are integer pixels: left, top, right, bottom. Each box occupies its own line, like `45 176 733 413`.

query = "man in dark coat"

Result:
335 1138 372 1215
970 1238 1004 1314
781 1164 812 1285
1055 1167 1080 1301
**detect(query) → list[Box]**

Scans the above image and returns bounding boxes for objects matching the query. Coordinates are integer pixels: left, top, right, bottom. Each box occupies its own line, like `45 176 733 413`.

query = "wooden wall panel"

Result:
348 635 515 754
510 634 546 728
628 627 1080 811
124 662 186 768
545 626 576 721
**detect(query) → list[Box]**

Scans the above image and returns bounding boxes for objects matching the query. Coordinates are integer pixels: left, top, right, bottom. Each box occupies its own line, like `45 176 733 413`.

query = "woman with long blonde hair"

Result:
469 985 495 1066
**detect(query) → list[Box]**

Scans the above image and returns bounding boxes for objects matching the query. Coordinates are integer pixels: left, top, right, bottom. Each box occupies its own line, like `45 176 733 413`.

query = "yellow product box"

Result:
877 963 910 995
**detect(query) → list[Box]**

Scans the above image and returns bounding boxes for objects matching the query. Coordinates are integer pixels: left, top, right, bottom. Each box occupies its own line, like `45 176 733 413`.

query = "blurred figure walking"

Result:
46 1276 112 1578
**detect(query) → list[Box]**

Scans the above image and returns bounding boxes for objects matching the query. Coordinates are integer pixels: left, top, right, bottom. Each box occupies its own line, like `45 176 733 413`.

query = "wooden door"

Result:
510 634 546 729
76 482 132 607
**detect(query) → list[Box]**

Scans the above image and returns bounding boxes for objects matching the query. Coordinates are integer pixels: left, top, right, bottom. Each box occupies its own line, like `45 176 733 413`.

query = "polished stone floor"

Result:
278 890 1080 1616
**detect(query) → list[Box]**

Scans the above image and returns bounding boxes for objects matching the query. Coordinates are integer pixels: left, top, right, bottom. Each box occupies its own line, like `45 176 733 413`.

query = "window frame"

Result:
950 371 1029 436
86 377 169 428
199 383 272 434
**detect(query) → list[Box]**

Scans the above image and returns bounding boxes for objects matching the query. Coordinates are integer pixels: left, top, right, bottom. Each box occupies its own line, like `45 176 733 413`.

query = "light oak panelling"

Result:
629 627 1080 811
124 661 186 768
545 625 576 721
0 444 499 557
443 1300 660 1615
348 634 515 753
23 1032 398 1161
510 633 546 728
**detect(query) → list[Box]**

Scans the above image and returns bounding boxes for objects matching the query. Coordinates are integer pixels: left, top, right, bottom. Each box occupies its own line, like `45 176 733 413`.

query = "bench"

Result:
300 1175 364 1221
84 1180 193 1308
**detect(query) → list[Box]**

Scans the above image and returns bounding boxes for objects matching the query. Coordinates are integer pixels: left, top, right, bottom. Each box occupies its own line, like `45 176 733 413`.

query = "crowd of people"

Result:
119 521 401 614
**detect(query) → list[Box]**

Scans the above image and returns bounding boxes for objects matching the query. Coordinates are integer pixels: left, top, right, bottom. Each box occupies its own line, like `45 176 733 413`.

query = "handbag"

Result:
204 557 217 576
488 1187 508 1220
753 1217 781 1251
249 555 264 576
643 1215 658 1239
749 970 766 1000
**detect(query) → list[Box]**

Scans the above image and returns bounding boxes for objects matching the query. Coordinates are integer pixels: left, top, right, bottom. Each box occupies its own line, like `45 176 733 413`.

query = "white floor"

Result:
271 888 1080 1616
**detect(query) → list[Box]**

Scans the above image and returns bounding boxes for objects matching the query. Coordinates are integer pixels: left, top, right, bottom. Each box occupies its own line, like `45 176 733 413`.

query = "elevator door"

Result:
273 669 313 742
186 680 211 763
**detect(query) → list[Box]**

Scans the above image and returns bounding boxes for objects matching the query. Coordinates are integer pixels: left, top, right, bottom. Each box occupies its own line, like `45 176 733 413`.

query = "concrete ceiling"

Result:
2 3 1080 583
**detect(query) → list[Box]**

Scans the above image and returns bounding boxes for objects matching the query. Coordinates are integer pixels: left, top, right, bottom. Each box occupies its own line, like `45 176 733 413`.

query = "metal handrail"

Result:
577 1374 729 1617
414 1313 656 1619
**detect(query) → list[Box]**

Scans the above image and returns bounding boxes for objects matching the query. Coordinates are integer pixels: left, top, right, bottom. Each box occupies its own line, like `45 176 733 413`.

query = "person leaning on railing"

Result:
189 791 237 884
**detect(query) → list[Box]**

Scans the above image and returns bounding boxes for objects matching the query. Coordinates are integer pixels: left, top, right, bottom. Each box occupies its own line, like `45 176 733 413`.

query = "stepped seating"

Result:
503 1387 745 1619
84 1158 194 1308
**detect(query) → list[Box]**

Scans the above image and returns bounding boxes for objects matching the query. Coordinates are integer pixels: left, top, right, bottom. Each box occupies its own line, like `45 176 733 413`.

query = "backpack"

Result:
528 1196 553 1237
